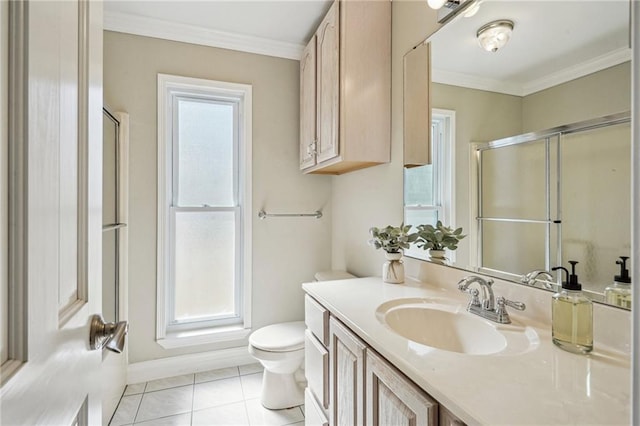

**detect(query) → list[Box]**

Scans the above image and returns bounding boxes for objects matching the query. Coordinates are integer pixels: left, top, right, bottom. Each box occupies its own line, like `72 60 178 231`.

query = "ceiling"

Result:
105 0 631 91
428 0 631 96
104 0 333 59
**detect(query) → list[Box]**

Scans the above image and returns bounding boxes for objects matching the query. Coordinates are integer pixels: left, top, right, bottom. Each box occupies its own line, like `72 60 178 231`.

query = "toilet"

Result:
248 270 356 409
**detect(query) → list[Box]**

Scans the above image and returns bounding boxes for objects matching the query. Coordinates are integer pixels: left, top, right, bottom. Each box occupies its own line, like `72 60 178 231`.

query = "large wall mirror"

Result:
403 0 632 309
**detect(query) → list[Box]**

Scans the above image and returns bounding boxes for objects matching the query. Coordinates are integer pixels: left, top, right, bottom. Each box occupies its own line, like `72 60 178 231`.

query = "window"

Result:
157 74 252 347
404 109 455 260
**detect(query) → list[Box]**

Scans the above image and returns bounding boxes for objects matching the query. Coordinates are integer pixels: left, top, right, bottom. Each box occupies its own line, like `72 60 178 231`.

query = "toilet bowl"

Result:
248 321 306 409
248 270 356 410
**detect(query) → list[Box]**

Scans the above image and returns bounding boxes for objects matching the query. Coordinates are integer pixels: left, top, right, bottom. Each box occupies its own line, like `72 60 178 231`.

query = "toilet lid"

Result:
249 321 306 352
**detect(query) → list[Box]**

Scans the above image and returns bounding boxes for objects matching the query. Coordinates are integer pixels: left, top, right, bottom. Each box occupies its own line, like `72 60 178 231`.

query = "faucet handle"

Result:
503 298 526 311
494 296 526 324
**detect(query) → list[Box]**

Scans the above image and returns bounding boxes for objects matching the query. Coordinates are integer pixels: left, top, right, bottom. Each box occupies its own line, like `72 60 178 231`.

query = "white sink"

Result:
376 298 538 355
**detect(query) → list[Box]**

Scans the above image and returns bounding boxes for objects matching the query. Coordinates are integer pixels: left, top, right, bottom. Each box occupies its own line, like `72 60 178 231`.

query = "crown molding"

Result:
522 47 631 96
104 11 304 60
431 69 523 96
433 47 632 97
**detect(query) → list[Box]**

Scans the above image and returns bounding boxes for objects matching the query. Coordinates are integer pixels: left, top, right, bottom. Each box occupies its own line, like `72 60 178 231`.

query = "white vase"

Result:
383 252 404 284
428 249 447 264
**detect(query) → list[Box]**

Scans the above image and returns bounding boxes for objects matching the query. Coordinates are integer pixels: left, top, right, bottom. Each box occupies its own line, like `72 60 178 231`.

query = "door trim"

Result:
3 0 29 385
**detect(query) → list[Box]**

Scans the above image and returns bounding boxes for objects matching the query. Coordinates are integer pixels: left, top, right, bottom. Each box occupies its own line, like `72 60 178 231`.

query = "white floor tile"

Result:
192 401 249 426
245 398 305 426
145 374 195 392
112 363 305 426
123 383 147 396
109 394 142 426
134 412 191 426
240 372 263 400
193 376 244 411
195 366 239 384
135 385 194 423
239 363 264 376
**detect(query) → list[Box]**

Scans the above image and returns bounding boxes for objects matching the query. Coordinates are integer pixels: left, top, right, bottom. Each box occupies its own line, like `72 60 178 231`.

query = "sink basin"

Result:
376 298 538 355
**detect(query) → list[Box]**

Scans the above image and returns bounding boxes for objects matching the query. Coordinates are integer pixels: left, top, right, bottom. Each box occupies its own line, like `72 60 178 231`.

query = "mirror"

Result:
403 0 632 308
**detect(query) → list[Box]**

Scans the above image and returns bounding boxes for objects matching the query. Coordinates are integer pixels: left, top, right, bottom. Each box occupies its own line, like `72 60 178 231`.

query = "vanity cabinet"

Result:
329 317 366 425
299 0 391 175
366 349 437 425
304 295 462 426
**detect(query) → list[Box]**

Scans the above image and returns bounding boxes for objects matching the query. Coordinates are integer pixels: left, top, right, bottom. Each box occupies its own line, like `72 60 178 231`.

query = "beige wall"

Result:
523 62 631 132
104 31 332 363
331 0 440 276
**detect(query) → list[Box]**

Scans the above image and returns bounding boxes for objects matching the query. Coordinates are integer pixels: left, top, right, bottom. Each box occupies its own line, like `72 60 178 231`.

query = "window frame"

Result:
156 74 252 348
404 108 456 261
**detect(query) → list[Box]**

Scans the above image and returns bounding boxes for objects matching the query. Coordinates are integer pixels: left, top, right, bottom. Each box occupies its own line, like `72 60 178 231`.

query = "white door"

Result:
1 0 104 424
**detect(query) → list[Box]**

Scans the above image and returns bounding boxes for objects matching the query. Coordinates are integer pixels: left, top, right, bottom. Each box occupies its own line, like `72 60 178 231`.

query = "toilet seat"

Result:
249 321 305 352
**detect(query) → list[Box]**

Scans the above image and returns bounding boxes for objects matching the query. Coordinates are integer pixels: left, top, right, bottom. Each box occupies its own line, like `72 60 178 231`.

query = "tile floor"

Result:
109 363 305 426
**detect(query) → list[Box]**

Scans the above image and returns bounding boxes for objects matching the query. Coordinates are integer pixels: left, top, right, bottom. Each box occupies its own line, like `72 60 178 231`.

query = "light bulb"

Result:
427 0 448 10
463 1 480 17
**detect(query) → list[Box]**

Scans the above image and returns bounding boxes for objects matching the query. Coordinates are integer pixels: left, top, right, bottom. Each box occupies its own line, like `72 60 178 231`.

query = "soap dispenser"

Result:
551 261 593 354
604 256 632 309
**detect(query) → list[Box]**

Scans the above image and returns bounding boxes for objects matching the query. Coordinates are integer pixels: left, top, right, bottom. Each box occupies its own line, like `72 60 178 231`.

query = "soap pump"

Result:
550 261 593 354
604 256 632 309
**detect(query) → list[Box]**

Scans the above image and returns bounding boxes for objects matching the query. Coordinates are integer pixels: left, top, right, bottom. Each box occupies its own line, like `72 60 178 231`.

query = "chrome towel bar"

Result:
258 210 322 220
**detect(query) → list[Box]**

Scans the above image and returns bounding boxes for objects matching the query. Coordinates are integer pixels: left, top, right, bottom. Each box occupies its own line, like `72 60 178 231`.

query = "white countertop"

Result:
302 277 631 426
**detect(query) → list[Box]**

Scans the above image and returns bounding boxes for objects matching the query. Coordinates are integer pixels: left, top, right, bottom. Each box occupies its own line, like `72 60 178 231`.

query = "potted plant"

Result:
415 221 466 261
369 224 417 283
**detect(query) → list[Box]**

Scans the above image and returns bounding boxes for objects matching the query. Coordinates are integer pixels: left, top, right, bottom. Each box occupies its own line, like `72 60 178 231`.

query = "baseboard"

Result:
127 346 255 384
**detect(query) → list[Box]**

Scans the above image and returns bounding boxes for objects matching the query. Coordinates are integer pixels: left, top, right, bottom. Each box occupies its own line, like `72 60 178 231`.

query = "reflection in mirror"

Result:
474 114 630 296
403 0 632 309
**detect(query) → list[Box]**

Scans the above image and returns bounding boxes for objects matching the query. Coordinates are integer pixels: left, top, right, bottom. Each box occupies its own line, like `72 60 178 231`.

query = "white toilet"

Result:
248 270 355 410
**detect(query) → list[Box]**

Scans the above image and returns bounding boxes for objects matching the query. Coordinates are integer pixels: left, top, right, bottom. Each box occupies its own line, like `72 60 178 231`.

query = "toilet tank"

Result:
314 270 356 281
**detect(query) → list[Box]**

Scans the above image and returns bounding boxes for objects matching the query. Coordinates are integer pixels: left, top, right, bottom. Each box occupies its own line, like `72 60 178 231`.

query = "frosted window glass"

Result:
405 208 438 229
173 211 236 322
404 164 434 206
177 99 234 207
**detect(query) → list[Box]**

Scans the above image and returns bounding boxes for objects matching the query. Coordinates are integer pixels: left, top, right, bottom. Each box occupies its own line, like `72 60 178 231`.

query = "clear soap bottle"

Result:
551 261 593 354
604 256 632 309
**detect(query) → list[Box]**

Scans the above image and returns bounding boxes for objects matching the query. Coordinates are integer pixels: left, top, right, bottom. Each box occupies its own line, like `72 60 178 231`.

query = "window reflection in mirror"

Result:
404 109 455 262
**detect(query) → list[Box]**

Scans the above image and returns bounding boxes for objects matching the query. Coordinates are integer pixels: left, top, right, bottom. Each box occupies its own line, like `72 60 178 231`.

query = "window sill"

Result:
157 325 252 349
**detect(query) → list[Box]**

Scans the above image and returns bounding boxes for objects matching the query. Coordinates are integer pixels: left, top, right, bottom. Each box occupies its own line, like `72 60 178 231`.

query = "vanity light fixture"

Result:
427 0 480 24
477 20 514 52
427 0 450 10
462 1 480 17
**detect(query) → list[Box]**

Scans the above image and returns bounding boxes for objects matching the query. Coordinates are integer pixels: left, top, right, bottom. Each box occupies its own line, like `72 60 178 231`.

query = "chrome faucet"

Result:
458 275 495 310
521 270 554 289
458 275 525 324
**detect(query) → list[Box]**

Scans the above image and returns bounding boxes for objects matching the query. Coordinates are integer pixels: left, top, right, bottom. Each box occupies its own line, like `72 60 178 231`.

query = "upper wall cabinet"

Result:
403 42 431 167
300 0 391 175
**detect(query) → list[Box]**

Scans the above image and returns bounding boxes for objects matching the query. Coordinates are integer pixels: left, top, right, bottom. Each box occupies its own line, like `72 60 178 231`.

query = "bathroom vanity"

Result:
302 275 630 425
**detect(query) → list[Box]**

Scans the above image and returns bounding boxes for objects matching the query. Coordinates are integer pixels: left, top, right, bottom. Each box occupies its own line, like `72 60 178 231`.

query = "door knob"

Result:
89 314 129 353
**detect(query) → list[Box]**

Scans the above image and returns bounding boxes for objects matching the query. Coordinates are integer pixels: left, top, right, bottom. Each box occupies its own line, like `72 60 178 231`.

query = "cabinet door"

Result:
316 0 340 164
329 317 365 426
366 350 438 426
300 36 317 170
